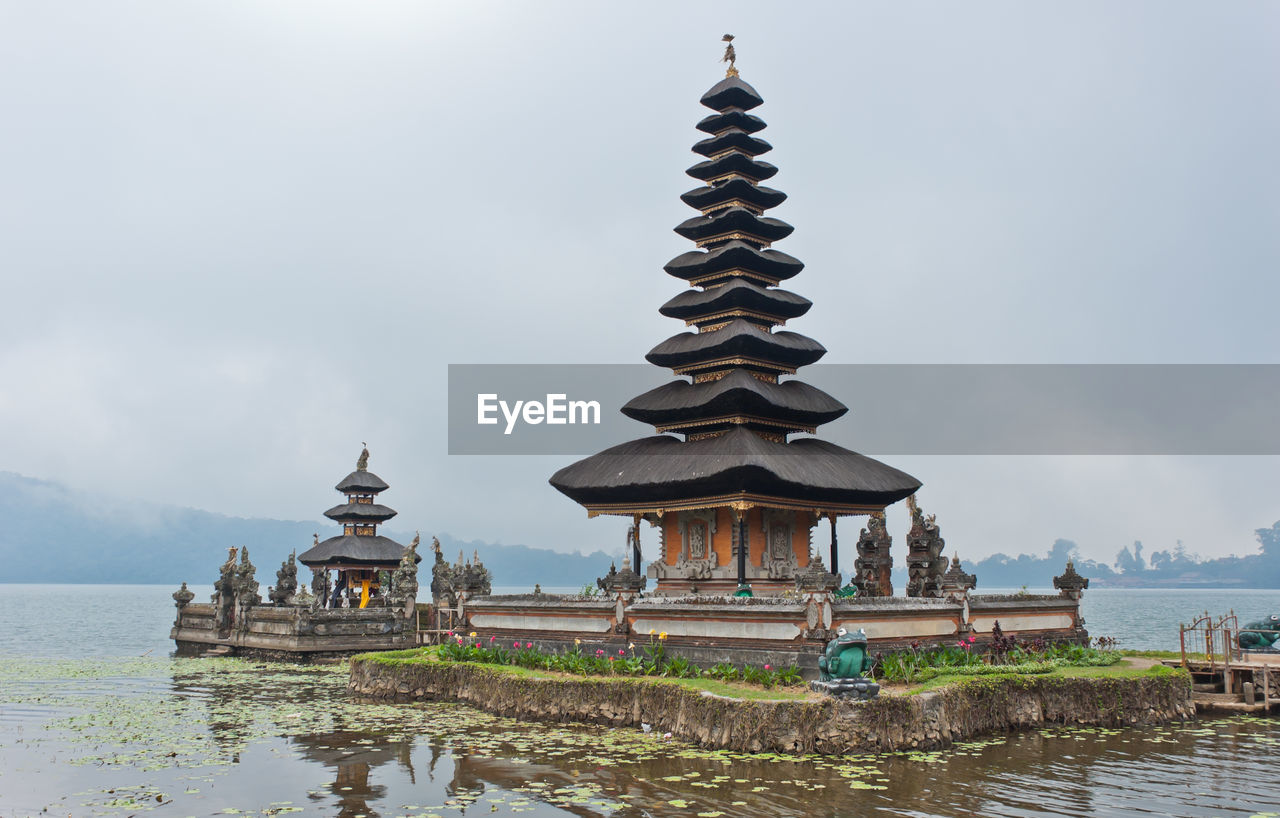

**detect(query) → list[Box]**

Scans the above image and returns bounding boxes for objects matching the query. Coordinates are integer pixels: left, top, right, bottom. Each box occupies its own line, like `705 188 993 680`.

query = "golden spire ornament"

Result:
721 33 738 77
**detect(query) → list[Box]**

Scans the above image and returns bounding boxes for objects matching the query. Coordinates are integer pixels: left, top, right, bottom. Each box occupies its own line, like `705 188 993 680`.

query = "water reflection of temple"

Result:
289 727 416 818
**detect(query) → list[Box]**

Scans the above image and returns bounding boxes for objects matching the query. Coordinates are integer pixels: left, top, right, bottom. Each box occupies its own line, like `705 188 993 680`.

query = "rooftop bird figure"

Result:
721 34 738 77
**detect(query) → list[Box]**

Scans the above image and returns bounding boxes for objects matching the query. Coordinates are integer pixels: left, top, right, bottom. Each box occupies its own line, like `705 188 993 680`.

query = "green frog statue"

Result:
812 627 880 700
1239 614 1280 651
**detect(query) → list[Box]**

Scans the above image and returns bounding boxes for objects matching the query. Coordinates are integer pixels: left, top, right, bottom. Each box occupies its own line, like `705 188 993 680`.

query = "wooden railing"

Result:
1179 610 1238 670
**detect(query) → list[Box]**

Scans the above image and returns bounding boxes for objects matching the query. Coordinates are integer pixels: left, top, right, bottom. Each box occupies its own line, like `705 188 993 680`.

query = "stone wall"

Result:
172 602 416 658
459 592 1086 677
348 657 1194 755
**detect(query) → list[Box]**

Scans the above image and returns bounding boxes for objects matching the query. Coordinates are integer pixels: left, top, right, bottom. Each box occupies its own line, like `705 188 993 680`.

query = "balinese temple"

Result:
550 45 922 596
299 446 418 608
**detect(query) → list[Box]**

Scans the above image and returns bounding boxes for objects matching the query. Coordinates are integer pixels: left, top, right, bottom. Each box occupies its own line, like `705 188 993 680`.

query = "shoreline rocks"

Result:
348 657 1195 755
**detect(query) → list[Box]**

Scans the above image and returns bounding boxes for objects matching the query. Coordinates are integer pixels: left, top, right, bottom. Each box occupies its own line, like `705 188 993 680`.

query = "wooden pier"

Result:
1168 611 1279 714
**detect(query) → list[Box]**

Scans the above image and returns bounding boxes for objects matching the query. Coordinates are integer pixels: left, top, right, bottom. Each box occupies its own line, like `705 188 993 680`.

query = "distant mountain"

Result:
4 471 1274 590
0 472 613 588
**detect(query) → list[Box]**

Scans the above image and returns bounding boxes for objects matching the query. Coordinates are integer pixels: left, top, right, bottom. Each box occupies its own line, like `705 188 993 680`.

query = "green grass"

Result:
355 646 813 701
901 658 1184 693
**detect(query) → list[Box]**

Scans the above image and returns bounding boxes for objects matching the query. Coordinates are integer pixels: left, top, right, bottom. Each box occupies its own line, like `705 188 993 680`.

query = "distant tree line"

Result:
970 521 1280 588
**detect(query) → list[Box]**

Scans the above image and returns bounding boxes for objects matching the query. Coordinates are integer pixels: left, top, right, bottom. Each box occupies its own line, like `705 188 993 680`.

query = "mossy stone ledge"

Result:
348 654 1194 755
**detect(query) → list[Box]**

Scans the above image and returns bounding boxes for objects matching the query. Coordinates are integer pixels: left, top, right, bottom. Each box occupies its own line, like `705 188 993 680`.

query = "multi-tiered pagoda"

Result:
551 50 922 596
299 446 417 607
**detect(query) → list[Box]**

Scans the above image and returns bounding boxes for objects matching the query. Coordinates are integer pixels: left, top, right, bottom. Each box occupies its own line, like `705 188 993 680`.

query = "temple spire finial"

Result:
357 442 369 471
721 34 738 78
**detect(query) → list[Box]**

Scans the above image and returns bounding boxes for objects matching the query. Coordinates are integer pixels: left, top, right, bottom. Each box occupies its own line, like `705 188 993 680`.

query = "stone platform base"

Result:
348 656 1194 755
810 678 880 700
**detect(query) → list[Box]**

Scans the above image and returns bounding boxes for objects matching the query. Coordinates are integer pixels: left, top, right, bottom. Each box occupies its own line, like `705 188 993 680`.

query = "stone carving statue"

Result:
172 582 194 610
905 497 947 598
430 538 454 608
232 548 261 631
597 556 646 596
269 551 298 606
1239 614 1280 651
1053 560 1089 600
213 546 239 633
853 512 893 597
310 566 330 611
356 443 370 471
388 534 420 612
813 627 880 700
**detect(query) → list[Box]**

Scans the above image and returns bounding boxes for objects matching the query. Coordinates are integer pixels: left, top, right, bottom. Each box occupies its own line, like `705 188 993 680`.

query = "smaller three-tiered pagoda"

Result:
299 446 418 608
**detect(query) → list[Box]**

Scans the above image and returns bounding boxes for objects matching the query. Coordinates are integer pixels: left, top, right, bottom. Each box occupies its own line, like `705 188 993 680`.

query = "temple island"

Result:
170 448 426 658
447 58 1088 671
172 52 1089 670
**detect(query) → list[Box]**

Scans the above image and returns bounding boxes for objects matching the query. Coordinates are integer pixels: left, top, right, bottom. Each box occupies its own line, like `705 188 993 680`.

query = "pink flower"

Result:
968 634 977 644
525 642 533 649
764 664 771 671
514 641 520 649
618 649 625 655
475 643 481 649
596 649 605 656
490 635 496 642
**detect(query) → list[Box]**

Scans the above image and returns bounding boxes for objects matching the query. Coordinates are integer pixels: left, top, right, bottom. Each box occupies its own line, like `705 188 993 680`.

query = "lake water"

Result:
2 585 1279 816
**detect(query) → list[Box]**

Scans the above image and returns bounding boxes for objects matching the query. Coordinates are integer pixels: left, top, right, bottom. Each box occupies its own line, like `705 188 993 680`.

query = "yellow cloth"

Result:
360 579 370 609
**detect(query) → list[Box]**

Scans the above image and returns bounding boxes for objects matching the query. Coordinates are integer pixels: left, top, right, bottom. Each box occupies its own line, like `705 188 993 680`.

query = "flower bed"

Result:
874 622 1122 684
438 629 806 688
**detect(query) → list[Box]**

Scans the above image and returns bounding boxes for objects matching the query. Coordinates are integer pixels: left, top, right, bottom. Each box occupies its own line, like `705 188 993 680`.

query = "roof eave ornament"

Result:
721 34 739 78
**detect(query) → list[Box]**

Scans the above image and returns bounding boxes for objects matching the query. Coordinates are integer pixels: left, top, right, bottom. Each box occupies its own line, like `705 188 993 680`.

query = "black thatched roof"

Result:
680 179 787 212
686 154 778 183
298 534 418 568
674 208 793 245
322 502 398 523
646 320 825 370
700 76 764 111
665 240 803 283
335 470 389 494
549 427 920 509
660 279 811 323
692 129 772 158
621 370 847 430
696 110 766 135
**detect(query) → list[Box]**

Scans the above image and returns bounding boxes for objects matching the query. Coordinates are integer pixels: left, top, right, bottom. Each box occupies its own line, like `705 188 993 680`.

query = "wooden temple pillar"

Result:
828 513 839 576
734 507 751 597
632 514 643 576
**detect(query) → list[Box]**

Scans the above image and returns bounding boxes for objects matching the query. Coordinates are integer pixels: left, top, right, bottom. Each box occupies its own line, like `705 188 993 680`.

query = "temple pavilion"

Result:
550 47 922 596
299 446 419 607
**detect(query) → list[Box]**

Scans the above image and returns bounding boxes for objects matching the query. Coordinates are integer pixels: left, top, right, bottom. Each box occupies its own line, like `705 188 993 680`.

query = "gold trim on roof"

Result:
700 200 763 216
585 491 886 518
688 269 779 288
696 230 772 248
686 308 785 328
671 356 798 377
652 413 815 435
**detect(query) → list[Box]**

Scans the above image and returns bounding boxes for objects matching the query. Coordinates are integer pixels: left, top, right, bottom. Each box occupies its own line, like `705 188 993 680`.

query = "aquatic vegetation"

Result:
3 655 1280 817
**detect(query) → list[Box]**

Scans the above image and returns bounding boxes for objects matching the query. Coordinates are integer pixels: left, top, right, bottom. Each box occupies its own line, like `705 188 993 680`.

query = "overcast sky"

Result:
2 2 1278 569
